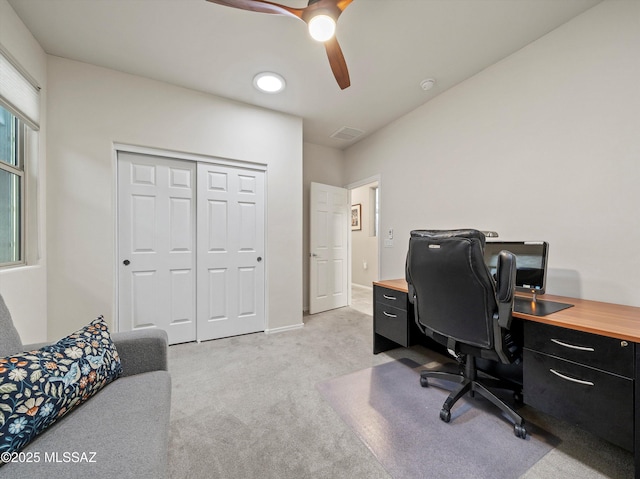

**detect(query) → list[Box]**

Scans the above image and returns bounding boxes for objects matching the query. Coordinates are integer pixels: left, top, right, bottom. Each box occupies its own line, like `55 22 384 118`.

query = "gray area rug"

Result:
317 358 557 479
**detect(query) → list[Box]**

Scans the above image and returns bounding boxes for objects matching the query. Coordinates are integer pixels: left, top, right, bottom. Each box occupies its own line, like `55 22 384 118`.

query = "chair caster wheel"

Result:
513 391 524 404
440 409 451 423
420 376 429 388
514 423 527 439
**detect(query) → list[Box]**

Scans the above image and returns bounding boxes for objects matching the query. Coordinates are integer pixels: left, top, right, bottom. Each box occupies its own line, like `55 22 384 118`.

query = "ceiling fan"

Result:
205 0 354 89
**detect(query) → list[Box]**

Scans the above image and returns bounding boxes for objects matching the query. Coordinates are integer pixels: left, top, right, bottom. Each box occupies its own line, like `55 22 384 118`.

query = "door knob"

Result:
123 260 130 266
257 257 262 262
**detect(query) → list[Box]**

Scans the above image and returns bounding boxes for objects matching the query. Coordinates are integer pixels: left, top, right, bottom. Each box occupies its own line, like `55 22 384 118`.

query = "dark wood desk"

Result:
373 279 640 477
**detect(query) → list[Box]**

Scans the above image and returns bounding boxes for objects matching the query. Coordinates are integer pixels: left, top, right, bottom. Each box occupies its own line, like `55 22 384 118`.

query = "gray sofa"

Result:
0 294 171 479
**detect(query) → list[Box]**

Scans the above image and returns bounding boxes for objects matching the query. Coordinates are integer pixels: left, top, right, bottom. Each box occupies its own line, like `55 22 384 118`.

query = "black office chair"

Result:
405 229 527 439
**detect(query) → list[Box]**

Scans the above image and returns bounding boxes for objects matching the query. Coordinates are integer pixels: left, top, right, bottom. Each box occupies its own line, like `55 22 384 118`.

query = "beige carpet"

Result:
166 306 633 478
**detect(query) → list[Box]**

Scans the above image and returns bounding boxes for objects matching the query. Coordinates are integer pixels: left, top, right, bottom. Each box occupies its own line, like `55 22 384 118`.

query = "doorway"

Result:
348 177 380 316
117 149 266 345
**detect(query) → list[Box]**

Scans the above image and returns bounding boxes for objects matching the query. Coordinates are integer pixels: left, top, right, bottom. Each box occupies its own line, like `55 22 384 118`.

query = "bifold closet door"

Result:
196 163 265 341
117 152 197 345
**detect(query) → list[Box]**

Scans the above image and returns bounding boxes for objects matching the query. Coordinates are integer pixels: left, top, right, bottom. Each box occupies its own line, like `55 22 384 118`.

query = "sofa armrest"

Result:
22 341 51 352
111 329 168 377
23 329 168 378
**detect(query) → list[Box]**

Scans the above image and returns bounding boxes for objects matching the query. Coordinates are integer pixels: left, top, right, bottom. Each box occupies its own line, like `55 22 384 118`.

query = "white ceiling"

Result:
9 0 601 148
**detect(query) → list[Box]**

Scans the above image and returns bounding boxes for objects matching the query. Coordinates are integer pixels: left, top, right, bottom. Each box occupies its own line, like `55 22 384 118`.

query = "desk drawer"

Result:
374 302 408 347
374 287 407 310
524 321 633 377
523 349 633 451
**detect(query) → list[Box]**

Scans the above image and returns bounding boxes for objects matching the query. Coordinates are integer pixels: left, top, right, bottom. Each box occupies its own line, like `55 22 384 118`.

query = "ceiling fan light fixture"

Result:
308 14 336 42
253 72 286 93
205 0 352 89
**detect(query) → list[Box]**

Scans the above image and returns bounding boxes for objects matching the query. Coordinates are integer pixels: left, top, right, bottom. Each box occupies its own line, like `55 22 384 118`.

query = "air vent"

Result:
330 126 364 141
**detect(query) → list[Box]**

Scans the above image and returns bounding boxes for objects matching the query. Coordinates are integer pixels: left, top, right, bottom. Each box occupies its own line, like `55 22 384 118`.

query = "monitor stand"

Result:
514 295 574 316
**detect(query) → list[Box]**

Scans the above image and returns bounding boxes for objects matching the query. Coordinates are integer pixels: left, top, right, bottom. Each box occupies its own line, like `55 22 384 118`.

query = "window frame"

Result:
0 111 26 268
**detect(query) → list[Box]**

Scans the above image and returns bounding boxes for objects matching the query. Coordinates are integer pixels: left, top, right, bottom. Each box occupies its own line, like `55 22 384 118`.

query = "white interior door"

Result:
309 182 349 314
196 163 265 341
117 152 196 345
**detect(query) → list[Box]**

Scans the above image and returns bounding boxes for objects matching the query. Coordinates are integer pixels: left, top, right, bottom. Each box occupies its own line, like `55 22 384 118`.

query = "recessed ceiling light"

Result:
308 14 336 42
253 72 286 93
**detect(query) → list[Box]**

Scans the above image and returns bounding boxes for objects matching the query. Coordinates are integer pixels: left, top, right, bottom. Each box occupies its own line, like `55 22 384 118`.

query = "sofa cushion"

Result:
0 317 122 458
0 294 23 357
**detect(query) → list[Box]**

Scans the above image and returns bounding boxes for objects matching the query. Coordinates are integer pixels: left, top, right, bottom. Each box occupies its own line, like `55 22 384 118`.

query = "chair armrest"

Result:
492 250 521 364
405 252 416 304
496 250 516 329
111 329 168 377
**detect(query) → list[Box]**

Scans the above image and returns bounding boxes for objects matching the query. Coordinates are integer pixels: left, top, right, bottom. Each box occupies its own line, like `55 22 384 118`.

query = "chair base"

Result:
420 357 527 439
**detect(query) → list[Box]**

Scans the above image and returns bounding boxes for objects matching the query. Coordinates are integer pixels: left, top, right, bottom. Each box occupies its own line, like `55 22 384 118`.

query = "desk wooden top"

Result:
374 279 640 343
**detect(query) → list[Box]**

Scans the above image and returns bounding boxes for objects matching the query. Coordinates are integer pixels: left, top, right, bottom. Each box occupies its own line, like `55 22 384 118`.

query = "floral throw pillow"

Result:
0 316 122 458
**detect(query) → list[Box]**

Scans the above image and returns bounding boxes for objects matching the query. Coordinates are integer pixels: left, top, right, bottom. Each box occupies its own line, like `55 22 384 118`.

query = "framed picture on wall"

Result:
351 204 362 231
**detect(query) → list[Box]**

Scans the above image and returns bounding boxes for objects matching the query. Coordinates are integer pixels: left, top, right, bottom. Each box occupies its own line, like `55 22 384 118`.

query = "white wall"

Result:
350 181 378 287
46 56 303 340
302 142 344 311
0 0 48 343
344 0 640 307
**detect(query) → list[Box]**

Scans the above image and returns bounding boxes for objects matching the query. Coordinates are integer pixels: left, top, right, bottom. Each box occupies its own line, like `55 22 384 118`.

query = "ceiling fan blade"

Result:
206 0 304 20
335 0 354 13
324 36 350 90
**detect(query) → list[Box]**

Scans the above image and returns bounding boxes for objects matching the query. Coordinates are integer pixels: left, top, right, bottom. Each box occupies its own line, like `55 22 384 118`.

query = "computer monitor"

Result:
483 241 549 296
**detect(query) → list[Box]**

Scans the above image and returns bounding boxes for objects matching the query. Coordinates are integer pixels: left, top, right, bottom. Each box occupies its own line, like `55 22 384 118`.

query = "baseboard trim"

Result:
265 323 304 335
352 283 373 291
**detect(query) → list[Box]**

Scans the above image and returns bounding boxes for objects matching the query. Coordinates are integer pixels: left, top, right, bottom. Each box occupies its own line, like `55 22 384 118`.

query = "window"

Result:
0 44 40 268
0 105 24 266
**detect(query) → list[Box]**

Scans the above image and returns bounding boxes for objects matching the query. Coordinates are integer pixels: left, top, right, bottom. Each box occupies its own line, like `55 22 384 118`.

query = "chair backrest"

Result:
0 293 24 357
406 229 509 353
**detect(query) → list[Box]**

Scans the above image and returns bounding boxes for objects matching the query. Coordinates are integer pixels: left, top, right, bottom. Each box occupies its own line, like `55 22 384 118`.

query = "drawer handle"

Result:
383 311 398 318
550 338 595 352
383 295 397 300
549 368 594 386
